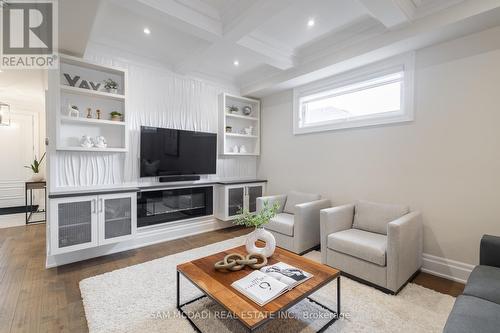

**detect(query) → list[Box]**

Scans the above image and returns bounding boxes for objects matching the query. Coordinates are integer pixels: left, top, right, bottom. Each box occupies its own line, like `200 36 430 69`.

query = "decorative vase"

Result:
107 88 118 94
111 115 122 121
30 173 44 182
242 105 252 116
245 227 276 258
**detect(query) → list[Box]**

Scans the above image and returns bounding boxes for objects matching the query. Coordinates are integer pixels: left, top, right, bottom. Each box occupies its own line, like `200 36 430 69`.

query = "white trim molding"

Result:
422 253 475 284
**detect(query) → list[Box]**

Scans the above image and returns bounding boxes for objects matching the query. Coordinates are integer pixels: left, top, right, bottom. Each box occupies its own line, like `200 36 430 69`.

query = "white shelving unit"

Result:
219 93 260 156
56 54 128 153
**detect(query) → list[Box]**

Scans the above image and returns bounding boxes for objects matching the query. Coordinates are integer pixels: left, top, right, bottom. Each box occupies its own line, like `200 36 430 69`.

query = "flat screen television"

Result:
140 126 217 177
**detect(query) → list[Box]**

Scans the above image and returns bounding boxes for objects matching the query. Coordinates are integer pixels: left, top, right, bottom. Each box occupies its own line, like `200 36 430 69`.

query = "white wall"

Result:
258 26 500 266
0 70 46 208
53 43 257 188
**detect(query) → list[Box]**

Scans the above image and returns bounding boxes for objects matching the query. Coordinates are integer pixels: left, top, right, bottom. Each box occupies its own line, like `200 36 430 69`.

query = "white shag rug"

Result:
80 236 455 333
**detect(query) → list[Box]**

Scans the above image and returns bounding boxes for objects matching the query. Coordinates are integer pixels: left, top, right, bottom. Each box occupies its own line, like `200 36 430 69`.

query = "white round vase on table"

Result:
30 173 44 182
245 227 276 258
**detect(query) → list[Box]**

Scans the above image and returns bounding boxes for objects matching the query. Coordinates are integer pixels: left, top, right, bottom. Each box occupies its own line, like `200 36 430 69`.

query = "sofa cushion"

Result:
327 229 387 266
443 295 500 333
266 213 294 236
353 200 409 235
283 191 321 215
463 265 500 304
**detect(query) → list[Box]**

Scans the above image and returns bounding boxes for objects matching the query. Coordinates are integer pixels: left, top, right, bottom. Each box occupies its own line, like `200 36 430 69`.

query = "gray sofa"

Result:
443 235 500 333
320 200 422 293
257 191 330 254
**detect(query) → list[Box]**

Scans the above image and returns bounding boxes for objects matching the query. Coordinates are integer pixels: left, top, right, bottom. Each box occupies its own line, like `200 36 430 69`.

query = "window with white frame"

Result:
293 54 414 134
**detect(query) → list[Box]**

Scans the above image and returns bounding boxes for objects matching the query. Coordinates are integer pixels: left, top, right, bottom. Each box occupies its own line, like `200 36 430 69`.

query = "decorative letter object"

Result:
64 74 80 87
79 80 90 90
89 81 101 91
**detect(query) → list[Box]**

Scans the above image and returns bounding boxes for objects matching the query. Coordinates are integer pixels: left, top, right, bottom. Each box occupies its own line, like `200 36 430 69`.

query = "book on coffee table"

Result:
231 262 313 306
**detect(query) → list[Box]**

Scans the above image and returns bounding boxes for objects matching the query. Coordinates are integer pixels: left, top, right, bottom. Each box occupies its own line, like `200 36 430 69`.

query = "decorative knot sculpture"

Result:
214 253 268 271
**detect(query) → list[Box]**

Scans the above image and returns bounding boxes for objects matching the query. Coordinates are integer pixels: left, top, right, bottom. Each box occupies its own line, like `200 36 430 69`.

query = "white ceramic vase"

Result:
245 227 276 258
30 173 44 182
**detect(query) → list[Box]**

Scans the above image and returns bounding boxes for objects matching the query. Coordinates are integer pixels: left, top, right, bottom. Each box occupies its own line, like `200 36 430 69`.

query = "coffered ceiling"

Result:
58 0 500 96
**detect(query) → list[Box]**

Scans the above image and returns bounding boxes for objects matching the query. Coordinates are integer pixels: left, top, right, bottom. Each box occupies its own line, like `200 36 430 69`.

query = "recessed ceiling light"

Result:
233 60 239 67
143 27 151 35
307 18 315 27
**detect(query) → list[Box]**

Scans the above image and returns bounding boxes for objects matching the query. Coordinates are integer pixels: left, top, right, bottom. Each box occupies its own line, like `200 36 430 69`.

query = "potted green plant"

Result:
234 201 280 257
25 152 46 182
110 111 123 121
103 78 119 94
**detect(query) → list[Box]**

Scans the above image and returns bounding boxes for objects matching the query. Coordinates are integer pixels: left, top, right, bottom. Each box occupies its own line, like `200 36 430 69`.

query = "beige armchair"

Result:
257 191 331 254
320 200 422 294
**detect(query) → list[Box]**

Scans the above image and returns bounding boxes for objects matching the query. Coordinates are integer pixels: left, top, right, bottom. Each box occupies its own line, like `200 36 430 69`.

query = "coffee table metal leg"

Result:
337 276 341 316
176 270 180 309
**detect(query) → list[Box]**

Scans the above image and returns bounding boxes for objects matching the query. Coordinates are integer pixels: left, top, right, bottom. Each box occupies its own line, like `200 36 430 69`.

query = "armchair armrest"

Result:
480 235 500 267
256 195 287 213
319 204 354 263
294 199 331 253
387 211 423 292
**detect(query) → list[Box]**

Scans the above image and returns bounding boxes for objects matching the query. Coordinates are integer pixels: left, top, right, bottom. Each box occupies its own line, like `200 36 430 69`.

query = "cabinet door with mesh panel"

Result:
98 192 137 245
227 186 245 218
247 185 264 213
50 195 98 255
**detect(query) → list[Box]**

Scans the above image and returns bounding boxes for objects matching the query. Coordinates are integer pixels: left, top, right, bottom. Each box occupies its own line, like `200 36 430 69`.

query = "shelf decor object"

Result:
219 93 260 156
52 54 128 153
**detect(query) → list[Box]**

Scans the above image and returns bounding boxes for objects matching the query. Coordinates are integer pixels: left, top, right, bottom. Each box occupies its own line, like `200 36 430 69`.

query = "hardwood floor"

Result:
0 223 463 333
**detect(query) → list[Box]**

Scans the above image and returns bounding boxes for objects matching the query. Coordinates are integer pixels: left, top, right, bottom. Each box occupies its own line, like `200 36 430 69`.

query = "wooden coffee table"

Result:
177 244 341 332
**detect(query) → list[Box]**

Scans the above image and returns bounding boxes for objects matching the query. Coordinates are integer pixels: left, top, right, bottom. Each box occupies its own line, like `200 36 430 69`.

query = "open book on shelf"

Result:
231 262 313 306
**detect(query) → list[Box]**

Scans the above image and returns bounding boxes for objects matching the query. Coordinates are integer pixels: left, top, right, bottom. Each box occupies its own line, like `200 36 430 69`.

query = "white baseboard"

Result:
46 218 234 268
421 253 475 284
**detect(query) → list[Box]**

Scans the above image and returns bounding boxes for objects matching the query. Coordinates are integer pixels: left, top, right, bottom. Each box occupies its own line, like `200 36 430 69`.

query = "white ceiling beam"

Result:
357 0 416 28
135 0 223 42
59 0 102 56
237 34 295 70
174 0 294 73
241 1 500 97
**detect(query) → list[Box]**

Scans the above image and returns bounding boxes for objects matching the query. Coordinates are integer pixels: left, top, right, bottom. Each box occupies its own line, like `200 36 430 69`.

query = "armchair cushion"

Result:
267 213 294 236
463 265 500 305
283 191 321 215
353 200 409 235
328 229 387 266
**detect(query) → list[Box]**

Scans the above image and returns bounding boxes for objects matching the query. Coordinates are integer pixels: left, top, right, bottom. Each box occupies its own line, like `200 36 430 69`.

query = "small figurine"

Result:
80 135 93 148
96 109 101 120
94 136 107 148
68 104 79 117
86 108 93 119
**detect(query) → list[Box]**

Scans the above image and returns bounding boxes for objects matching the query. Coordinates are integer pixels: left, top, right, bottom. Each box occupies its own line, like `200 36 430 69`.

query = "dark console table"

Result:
25 181 46 224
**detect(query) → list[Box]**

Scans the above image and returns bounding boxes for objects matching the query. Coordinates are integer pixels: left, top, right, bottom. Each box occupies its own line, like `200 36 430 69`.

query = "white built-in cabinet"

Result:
216 183 266 221
50 192 136 255
219 93 260 156
54 54 128 152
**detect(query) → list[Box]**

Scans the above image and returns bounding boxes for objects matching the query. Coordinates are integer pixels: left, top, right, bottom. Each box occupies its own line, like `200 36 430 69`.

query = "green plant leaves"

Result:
233 201 280 228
